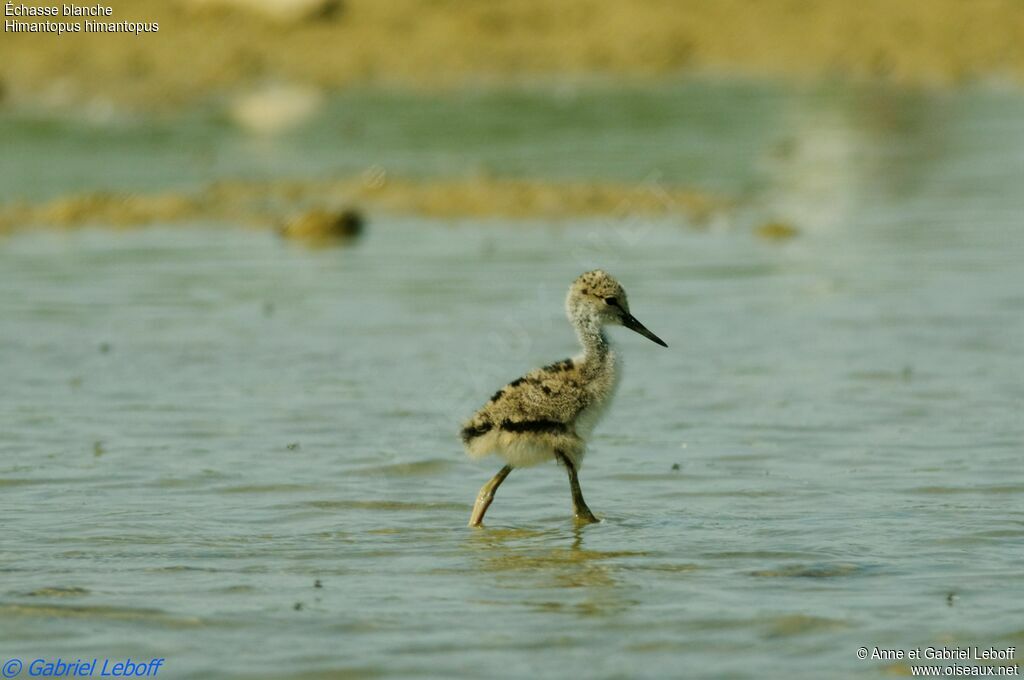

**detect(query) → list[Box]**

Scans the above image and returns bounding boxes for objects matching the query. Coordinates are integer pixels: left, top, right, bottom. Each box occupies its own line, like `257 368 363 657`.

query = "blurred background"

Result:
3 0 1024 230
2 2 1022 679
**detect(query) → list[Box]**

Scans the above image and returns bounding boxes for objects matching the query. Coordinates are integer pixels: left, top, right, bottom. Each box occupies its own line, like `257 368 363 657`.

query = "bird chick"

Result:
461 270 667 526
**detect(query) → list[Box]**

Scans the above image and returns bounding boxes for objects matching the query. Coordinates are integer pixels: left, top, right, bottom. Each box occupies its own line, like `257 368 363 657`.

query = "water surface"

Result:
1 82 1022 679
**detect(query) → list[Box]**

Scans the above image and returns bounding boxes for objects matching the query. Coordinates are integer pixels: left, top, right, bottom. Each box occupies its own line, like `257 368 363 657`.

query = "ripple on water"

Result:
0 478 49 488
304 499 465 511
908 485 1024 495
0 603 203 627
20 586 91 597
749 563 875 578
705 550 819 560
620 562 700 573
761 614 851 639
350 459 455 477
218 483 318 494
251 668 386 680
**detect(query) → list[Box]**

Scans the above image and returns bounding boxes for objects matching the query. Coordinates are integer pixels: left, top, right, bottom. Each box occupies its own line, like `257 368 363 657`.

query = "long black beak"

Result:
622 313 668 347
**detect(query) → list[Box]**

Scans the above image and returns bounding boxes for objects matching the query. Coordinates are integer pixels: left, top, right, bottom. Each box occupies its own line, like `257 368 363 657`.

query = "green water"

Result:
1 82 1022 679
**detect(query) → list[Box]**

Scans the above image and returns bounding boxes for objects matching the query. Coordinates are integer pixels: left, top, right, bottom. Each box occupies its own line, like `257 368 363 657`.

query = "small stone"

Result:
755 221 799 241
280 208 364 244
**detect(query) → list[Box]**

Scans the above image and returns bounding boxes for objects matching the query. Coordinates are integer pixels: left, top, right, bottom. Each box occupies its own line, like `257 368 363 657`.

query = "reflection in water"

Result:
764 95 865 231
762 86 948 233
463 527 647 616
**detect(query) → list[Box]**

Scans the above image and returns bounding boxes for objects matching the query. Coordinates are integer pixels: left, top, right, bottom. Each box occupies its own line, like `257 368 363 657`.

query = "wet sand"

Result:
0 174 723 232
2 0 1023 111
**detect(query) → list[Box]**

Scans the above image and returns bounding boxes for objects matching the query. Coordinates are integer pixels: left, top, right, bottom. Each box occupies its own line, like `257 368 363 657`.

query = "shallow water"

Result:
1 83 1023 679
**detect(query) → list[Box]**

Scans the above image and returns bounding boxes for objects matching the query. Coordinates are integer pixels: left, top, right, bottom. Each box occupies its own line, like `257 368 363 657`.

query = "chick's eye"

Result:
603 297 618 307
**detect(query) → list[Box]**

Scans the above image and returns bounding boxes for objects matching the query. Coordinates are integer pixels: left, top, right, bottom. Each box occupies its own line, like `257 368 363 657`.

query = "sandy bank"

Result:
2 0 1023 111
0 173 723 232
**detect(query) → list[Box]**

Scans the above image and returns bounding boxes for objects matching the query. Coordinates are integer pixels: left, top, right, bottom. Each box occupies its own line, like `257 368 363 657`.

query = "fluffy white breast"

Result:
573 349 620 438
